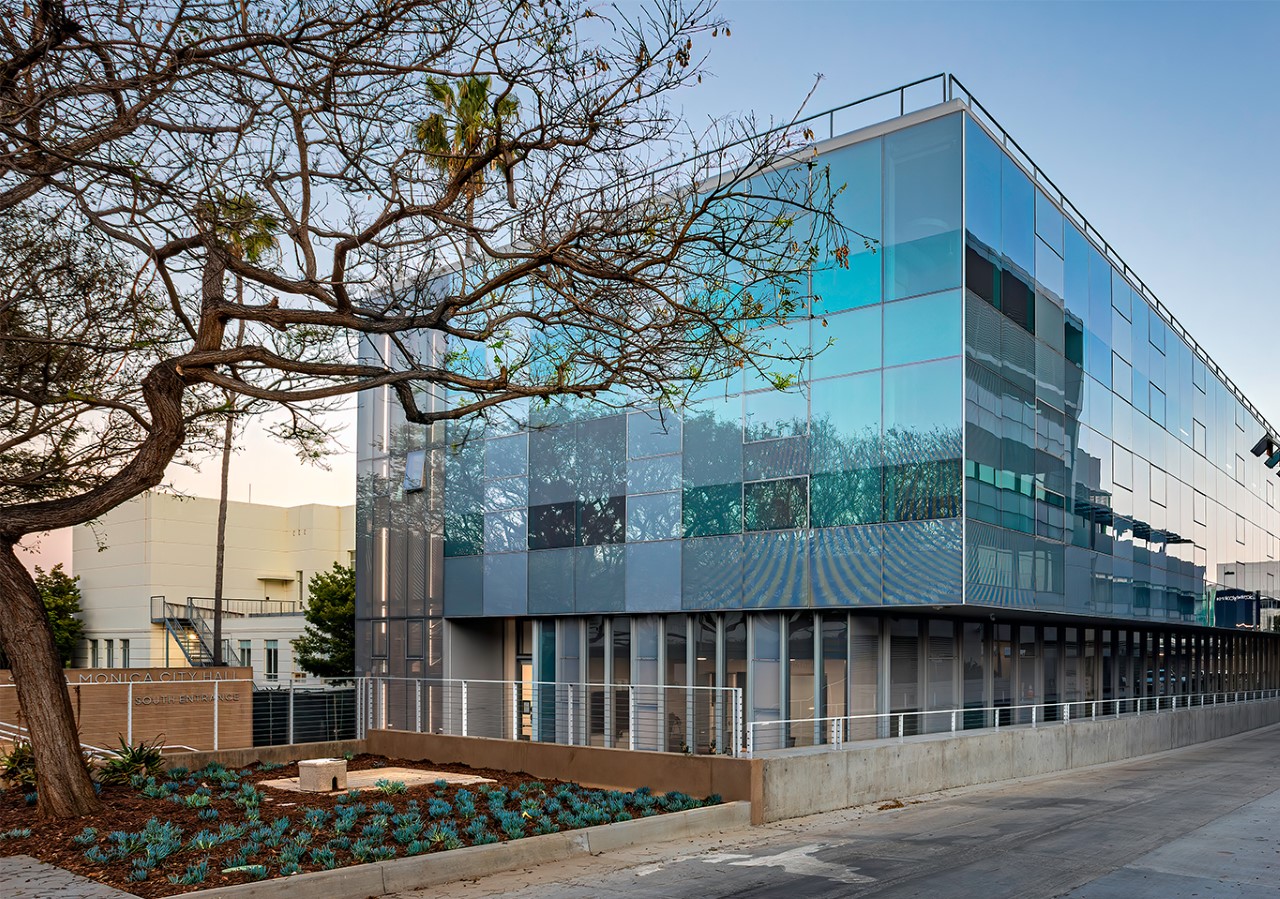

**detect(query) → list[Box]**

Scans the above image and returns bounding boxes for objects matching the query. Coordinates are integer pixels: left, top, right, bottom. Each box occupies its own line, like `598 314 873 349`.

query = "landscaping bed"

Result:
0 753 721 897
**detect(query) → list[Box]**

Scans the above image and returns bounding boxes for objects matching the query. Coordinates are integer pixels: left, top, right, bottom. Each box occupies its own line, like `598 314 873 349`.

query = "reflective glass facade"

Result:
358 93 1280 742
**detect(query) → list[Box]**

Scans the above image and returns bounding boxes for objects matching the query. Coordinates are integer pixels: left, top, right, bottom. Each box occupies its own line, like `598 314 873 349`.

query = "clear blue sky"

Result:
678 0 1280 422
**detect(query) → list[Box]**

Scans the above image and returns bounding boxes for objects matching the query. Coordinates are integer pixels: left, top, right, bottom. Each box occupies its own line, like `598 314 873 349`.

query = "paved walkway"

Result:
0 855 136 899
388 723 1280 898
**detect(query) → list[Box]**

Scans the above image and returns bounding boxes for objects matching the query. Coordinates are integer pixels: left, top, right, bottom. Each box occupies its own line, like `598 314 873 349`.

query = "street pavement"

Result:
389 723 1280 898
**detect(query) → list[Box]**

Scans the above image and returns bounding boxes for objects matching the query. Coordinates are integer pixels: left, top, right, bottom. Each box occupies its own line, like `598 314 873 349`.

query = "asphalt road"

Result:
390 723 1280 899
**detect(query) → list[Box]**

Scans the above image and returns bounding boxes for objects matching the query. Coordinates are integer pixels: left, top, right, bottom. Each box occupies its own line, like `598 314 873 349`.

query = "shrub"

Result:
99 736 166 786
454 789 477 819
72 827 99 847
427 798 453 819
198 807 220 821
309 846 339 869
371 800 395 816
0 741 36 789
168 858 210 885
375 778 407 795
302 807 330 829
0 827 32 840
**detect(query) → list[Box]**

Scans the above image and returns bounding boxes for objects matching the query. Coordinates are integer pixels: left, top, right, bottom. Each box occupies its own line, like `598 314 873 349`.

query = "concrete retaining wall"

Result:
757 699 1280 822
161 739 366 773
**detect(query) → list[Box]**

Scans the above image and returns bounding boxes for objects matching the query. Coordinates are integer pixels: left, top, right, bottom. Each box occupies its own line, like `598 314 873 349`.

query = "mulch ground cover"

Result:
0 753 718 897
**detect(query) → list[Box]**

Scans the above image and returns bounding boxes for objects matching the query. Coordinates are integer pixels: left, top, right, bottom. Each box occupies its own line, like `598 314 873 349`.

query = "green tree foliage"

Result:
291 563 355 679
35 564 83 668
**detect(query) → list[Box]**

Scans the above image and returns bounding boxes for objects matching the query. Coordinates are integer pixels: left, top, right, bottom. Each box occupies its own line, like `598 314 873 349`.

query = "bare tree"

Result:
0 0 849 817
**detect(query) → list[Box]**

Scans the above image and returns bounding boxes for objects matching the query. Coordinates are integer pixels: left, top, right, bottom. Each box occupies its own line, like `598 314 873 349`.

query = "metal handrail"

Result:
744 688 1280 757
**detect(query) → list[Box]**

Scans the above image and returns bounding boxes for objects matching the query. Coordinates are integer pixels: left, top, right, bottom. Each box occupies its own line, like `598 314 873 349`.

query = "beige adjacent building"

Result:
73 492 354 681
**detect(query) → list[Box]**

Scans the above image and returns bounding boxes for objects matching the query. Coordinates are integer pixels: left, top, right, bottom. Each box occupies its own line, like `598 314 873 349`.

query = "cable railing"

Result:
356 677 744 757
745 688 1280 757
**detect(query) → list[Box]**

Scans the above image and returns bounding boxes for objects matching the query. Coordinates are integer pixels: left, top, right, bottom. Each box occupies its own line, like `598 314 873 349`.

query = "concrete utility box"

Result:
298 758 347 792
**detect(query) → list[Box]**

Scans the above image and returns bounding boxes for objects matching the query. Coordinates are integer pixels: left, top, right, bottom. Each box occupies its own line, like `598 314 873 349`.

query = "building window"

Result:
90 639 99 668
266 640 279 681
297 571 304 605
239 640 252 671
105 639 114 668
121 640 130 669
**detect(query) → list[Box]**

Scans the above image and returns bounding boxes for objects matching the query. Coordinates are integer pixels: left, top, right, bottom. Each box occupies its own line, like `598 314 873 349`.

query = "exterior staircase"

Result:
150 597 244 667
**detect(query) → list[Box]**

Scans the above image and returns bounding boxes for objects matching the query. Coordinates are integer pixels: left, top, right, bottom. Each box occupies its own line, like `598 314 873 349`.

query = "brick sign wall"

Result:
0 668 253 751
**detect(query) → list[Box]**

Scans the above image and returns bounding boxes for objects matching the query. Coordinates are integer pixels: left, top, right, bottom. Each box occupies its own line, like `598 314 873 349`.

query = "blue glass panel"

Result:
627 491 681 542
1001 154 1035 277
743 531 810 607
883 290 961 367
965 115 1002 253
1111 267 1132 321
1035 238 1064 301
528 548 574 614
578 496 626 545
1035 189 1064 255
810 372 881 526
627 410 681 459
884 114 962 300
812 136 882 313
682 395 742 488
627 455 681 494
443 556 483 615
1087 246 1112 344
484 477 527 512
812 525 884 606
681 535 744 610
1113 354 1132 403
575 415 625 501
574 545 625 613
743 435 808 481
1150 384 1167 427
484 508 527 553
744 387 808 442
528 425 576 505
482 553 527 616
1063 224 1090 325
812 304 881 380
883 519 962 605
624 542 682 612
1111 307 1132 361
484 434 527 479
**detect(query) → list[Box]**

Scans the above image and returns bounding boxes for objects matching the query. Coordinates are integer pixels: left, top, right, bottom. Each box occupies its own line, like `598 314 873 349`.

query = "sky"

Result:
23 0 1279 571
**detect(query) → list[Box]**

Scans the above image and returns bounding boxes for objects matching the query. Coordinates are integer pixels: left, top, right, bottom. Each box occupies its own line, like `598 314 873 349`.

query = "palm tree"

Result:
415 75 519 258
197 193 279 666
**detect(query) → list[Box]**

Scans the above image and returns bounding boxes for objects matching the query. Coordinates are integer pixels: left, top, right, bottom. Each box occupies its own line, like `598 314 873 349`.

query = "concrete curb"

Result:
174 800 751 898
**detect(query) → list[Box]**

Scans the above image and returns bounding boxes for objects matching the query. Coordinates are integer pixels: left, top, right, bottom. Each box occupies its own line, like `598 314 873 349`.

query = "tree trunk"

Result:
212 309 246 667
212 411 232 665
0 542 100 817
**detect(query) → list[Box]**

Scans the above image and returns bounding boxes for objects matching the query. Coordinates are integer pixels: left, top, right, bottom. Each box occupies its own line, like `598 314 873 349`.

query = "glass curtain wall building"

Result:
357 79 1280 750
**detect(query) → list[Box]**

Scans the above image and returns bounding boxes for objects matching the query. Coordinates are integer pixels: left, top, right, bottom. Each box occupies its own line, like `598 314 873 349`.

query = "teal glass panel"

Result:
811 371 882 527
1001 154 1035 276
812 137 882 313
810 371 881 470
444 511 483 557
1113 354 1132 403
964 115 1002 253
811 469 882 528
627 454 681 494
812 305 881 380
744 387 808 442
885 459 961 522
883 358 962 465
744 477 809 531
682 483 743 537
883 290 961 367
884 114 962 300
